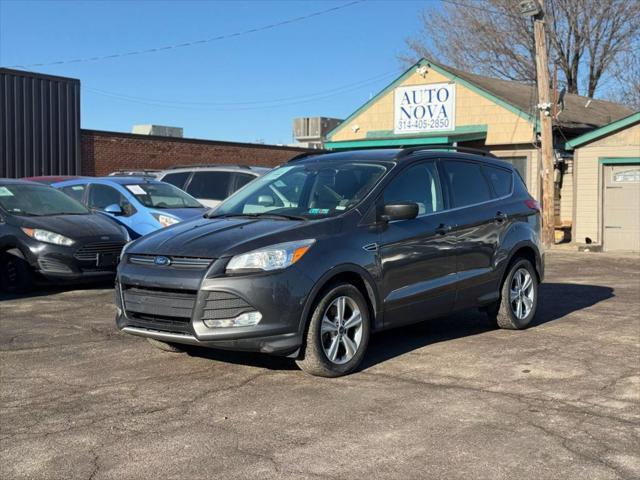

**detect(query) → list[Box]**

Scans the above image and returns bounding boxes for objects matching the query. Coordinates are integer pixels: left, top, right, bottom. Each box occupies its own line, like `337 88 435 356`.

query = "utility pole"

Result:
520 0 555 247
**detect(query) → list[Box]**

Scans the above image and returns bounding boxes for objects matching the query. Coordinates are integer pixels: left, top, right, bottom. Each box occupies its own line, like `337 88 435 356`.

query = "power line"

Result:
82 70 400 111
83 70 398 107
7 0 364 68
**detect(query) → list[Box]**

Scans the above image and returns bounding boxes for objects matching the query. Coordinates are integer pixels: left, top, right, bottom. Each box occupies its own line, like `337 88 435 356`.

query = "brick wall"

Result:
80 129 313 176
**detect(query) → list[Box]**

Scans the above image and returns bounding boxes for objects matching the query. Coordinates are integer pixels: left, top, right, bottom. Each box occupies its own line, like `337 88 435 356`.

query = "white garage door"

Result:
603 164 640 252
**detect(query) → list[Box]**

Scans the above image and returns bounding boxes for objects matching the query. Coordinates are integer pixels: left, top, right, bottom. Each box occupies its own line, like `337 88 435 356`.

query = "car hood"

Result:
152 207 207 221
19 213 127 241
127 216 314 258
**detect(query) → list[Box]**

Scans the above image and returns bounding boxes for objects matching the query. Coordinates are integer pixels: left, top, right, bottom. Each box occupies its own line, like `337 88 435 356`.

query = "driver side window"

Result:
88 184 134 216
383 162 444 215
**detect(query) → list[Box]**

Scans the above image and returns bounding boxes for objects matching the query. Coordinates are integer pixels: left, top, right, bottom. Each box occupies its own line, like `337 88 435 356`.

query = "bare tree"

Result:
402 0 639 99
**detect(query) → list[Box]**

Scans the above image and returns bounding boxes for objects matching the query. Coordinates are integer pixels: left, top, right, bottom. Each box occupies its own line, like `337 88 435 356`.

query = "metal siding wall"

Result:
0 68 81 178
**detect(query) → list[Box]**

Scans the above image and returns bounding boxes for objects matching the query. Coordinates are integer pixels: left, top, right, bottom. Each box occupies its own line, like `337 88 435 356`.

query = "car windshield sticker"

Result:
0 187 14 197
308 208 330 215
335 205 347 210
71 185 84 191
126 185 147 195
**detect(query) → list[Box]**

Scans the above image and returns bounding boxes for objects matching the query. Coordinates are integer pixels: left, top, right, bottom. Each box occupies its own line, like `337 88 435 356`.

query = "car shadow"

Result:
183 282 614 373
183 345 299 371
360 282 614 370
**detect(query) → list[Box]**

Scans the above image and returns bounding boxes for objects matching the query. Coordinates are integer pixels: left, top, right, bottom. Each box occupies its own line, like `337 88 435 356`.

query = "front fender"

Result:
297 263 382 337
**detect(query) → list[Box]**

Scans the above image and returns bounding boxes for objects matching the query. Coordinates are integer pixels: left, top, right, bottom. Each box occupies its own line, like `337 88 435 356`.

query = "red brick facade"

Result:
80 129 313 176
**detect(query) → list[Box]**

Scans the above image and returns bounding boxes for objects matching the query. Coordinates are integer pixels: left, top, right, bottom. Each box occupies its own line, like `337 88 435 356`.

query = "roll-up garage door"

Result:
603 164 640 251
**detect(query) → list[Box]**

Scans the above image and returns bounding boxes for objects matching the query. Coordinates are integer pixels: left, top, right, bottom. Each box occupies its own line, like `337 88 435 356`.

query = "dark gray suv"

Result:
115 147 544 377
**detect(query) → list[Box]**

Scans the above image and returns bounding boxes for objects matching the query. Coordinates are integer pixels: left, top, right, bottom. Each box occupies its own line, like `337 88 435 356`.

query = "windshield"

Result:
212 162 388 220
0 184 90 216
124 182 202 208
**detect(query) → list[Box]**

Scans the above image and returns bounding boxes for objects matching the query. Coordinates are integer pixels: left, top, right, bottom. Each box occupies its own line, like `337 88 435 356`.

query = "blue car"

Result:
52 177 206 238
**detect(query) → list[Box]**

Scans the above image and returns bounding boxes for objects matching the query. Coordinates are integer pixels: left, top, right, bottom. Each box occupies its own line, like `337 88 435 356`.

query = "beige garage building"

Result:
324 58 634 245
566 112 640 252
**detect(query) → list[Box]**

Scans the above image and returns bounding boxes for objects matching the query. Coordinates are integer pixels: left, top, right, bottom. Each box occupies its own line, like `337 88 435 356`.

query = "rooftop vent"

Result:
132 124 183 138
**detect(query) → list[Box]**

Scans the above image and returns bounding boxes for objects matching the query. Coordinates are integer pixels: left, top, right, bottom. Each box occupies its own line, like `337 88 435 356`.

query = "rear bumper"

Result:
115 261 315 356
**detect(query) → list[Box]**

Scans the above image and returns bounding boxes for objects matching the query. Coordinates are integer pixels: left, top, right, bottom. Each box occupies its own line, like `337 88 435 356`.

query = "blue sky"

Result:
0 0 433 144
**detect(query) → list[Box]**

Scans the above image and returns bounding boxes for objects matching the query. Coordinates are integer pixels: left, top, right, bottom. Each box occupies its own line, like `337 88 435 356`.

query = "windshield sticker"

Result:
71 185 84 191
0 187 14 197
308 208 330 215
274 180 286 188
335 205 347 210
126 185 147 195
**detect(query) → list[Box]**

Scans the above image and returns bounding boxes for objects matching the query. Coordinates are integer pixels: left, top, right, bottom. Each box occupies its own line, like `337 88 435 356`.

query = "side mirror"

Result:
104 203 124 216
257 195 275 206
379 202 419 223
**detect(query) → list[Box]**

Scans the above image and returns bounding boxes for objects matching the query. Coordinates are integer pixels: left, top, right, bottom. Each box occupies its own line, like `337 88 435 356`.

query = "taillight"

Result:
525 199 541 212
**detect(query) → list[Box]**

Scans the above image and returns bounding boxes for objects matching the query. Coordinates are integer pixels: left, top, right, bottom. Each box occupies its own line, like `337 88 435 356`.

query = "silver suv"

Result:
157 165 269 208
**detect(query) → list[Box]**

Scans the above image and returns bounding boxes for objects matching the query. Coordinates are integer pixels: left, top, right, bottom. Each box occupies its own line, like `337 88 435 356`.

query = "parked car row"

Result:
1 164 269 292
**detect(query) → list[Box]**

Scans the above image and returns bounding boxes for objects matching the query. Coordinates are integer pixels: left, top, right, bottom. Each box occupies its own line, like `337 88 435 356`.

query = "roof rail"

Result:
396 145 498 159
167 164 252 170
286 151 322 163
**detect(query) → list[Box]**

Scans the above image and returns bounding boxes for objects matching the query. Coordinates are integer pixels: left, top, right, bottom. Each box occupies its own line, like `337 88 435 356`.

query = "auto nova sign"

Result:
394 82 456 134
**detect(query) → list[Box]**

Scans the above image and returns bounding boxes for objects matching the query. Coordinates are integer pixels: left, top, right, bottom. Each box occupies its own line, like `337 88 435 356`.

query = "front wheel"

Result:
488 258 538 329
0 249 33 294
296 283 370 377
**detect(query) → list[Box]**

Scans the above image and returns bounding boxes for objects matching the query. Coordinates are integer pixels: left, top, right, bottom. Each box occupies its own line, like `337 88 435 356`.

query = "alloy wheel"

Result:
509 268 535 320
320 296 363 365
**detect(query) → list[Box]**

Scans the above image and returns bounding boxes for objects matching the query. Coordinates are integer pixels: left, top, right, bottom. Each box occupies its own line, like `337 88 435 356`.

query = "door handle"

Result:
436 223 452 235
494 211 508 223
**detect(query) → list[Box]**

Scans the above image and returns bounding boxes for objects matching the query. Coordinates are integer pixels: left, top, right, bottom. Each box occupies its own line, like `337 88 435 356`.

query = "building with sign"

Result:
324 58 633 243
565 112 640 251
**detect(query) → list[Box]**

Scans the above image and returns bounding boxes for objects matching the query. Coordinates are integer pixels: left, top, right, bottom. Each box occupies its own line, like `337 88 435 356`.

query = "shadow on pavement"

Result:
362 282 614 370
185 282 614 372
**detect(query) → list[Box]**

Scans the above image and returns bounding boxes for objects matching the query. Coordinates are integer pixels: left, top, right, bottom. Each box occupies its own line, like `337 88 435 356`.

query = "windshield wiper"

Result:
205 212 307 221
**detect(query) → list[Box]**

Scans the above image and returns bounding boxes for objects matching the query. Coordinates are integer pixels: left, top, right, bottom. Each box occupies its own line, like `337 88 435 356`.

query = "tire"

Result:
488 258 538 330
0 249 33 294
146 337 185 353
296 283 371 377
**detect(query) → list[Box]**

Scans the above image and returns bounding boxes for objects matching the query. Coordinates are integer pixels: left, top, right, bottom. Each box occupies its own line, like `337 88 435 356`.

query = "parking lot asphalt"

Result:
1 251 639 480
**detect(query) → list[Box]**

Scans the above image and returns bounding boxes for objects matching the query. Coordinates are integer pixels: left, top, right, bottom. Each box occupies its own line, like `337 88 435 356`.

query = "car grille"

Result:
122 286 196 334
74 241 125 261
128 254 213 270
201 291 253 321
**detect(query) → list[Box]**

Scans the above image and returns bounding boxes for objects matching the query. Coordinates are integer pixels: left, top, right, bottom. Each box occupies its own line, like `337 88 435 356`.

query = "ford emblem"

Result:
154 256 171 266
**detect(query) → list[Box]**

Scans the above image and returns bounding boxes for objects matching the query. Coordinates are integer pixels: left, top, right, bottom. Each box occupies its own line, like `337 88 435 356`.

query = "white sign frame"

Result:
394 82 456 135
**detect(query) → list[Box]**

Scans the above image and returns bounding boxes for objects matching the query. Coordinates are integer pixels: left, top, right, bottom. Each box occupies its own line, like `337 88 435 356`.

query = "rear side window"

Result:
161 171 191 189
483 166 512 197
233 173 257 192
442 160 492 208
186 171 232 200
61 184 86 203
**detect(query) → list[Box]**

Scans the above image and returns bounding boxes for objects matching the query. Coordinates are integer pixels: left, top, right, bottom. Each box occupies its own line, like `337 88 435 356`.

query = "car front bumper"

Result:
115 261 316 356
24 239 124 281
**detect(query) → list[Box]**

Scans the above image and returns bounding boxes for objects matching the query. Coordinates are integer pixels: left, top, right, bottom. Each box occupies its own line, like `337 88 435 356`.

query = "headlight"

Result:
21 228 74 246
226 239 315 273
153 214 180 228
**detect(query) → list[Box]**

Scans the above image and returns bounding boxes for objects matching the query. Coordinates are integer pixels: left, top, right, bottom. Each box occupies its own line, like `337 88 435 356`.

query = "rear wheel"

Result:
146 338 184 353
296 283 370 377
487 258 538 329
0 249 33 294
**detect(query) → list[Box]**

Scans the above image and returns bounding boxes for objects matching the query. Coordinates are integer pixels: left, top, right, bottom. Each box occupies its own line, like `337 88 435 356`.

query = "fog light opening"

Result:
204 311 262 328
